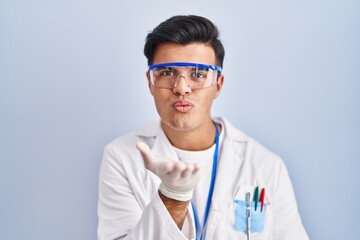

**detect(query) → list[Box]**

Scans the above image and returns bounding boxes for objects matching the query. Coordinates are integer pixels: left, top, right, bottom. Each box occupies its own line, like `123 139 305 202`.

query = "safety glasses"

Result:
148 62 222 90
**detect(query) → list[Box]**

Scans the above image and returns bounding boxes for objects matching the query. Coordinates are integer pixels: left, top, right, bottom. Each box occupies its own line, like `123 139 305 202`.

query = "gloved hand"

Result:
136 142 201 201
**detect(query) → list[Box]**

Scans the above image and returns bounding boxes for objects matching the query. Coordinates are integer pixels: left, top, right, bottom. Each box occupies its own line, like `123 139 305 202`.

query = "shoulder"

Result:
217 116 284 167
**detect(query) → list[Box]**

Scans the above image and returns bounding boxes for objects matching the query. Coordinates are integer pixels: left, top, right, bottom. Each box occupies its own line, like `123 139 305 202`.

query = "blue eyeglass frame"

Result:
148 62 222 72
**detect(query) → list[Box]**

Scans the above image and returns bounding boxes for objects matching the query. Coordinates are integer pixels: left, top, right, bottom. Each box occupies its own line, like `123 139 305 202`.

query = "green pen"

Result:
253 186 259 211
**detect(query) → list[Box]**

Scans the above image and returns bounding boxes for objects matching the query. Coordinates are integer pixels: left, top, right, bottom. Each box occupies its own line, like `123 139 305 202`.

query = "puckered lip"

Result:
172 100 194 112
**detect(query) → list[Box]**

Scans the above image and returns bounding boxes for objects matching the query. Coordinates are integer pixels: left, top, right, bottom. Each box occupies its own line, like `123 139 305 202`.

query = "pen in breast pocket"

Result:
246 192 251 240
259 188 265 212
253 186 259 211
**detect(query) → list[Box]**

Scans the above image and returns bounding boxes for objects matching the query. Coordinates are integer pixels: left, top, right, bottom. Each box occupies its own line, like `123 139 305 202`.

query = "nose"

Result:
173 75 192 96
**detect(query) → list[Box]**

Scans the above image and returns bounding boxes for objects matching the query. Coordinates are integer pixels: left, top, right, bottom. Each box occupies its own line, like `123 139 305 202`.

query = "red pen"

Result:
259 188 265 212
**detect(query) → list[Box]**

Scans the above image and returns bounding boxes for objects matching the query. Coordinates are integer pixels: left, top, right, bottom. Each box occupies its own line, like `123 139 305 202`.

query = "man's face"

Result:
146 42 224 132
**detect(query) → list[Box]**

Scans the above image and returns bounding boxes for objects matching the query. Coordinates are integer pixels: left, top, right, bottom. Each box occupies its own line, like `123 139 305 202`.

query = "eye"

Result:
191 71 207 79
159 67 175 76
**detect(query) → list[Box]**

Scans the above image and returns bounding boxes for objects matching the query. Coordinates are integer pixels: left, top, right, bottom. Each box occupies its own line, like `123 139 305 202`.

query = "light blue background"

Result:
1 0 359 239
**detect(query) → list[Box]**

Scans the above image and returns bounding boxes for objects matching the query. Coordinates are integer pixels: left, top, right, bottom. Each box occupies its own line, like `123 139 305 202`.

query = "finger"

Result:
192 163 200 175
174 162 187 172
136 142 155 170
181 164 195 178
167 162 186 179
161 162 175 174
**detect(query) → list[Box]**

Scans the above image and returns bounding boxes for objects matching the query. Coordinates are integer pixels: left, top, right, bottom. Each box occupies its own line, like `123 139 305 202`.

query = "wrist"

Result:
159 182 194 201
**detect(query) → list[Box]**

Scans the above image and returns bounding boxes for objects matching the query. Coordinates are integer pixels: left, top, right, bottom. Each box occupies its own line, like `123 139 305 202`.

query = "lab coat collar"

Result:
213 117 249 143
151 125 179 161
134 120 179 160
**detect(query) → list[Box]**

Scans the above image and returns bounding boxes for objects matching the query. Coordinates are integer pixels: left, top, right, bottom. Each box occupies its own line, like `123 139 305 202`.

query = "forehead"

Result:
152 43 216 65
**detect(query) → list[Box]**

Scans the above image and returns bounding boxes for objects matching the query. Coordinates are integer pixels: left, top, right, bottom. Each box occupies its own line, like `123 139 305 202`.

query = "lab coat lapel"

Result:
205 120 246 239
203 136 234 239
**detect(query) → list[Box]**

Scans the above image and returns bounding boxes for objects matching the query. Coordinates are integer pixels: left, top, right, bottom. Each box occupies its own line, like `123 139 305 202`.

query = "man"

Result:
98 15 309 240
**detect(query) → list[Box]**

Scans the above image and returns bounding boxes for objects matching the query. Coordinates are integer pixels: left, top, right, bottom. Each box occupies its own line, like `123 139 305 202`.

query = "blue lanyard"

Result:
191 122 220 240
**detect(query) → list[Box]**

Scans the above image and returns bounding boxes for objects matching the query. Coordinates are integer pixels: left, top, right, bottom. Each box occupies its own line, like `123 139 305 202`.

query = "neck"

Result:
161 120 220 151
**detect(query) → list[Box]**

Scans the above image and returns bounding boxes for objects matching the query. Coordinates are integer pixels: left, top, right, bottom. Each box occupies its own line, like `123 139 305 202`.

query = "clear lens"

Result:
149 62 221 90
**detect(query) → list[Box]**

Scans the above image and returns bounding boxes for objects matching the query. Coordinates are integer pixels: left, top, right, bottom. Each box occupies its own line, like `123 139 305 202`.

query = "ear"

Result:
214 74 224 99
146 71 154 96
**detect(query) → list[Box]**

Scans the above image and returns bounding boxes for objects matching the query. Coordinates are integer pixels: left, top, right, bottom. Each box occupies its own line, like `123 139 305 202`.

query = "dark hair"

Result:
144 15 225 68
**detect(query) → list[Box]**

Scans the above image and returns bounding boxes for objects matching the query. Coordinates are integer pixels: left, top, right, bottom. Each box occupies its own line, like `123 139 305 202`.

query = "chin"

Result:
161 117 195 131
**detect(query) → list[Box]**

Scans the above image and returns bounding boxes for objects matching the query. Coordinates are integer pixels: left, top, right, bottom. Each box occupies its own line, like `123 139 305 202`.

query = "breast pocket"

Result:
226 186 272 240
233 200 268 232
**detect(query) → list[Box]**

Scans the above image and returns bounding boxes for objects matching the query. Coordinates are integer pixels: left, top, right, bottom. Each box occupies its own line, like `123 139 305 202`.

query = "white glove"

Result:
136 142 201 201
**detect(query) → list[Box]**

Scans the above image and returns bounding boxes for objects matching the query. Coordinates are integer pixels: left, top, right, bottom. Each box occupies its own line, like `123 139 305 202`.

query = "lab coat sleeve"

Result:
272 162 309 240
97 145 191 240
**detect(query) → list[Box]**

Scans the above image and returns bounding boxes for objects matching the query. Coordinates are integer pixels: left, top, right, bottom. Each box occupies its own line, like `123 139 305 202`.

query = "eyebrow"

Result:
155 66 175 70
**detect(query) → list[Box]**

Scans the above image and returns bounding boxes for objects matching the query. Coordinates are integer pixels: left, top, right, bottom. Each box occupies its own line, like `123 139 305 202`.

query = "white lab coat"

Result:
97 117 309 240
